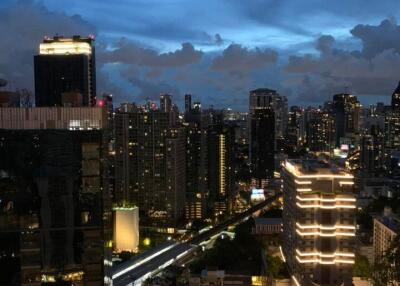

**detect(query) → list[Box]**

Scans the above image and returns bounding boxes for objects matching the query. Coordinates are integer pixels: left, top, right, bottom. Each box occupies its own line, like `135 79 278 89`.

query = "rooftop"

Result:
249 88 277 95
284 159 353 178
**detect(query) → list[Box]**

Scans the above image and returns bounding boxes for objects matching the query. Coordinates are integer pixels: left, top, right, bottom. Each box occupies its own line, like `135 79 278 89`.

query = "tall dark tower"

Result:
391 81 400 111
332 93 361 147
185 94 192 113
250 107 275 188
34 35 96 107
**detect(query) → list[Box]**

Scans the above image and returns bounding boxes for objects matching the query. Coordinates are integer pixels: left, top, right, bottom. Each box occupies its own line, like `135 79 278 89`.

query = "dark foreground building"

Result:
0 107 112 285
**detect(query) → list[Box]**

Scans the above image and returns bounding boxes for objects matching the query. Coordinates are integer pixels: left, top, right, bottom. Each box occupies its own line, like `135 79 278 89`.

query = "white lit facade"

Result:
113 207 139 253
282 159 356 286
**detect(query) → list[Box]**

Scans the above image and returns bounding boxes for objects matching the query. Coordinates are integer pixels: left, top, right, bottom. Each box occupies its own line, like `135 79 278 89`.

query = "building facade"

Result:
282 159 356 286
0 106 112 286
34 35 96 107
114 103 186 227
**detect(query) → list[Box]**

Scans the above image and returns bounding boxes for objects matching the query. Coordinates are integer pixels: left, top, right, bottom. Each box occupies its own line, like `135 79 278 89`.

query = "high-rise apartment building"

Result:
114 102 186 227
332 93 361 147
184 102 207 220
0 107 112 285
304 108 335 153
207 121 236 215
34 35 96 107
282 159 356 286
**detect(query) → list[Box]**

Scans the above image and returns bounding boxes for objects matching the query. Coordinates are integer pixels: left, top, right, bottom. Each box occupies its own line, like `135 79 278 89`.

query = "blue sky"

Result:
1 0 400 109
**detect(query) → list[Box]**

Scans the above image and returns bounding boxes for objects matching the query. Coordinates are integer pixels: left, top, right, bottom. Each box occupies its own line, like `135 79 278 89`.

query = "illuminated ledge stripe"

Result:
296 249 354 257
296 222 355 230
339 181 354 186
296 196 356 202
297 188 312 192
296 256 354 264
296 202 356 209
296 229 355 237
295 180 312 185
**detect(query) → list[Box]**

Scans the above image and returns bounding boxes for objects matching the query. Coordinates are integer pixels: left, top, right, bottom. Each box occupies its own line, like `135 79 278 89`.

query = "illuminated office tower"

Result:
34 35 96 107
282 159 356 286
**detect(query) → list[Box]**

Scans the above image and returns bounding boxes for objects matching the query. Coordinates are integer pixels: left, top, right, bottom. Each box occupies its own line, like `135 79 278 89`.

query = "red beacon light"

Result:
97 100 105 107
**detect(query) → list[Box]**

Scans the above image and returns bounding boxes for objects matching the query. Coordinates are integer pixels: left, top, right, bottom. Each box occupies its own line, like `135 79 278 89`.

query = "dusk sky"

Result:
1 0 400 110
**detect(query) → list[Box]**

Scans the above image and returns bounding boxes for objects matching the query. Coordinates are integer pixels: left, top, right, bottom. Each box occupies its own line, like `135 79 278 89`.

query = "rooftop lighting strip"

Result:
296 256 355 264
285 162 354 179
296 222 355 230
296 196 356 202
296 202 356 209
296 229 355 237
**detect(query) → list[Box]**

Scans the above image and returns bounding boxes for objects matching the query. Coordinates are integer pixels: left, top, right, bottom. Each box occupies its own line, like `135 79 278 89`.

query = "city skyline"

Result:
1 0 400 110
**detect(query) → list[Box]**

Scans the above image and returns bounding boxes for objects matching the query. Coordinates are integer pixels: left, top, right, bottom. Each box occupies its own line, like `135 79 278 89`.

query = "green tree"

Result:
353 255 372 278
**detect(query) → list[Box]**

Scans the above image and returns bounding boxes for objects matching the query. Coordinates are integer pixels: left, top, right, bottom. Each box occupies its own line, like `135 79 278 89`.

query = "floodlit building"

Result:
113 207 139 253
34 35 96 107
282 159 356 286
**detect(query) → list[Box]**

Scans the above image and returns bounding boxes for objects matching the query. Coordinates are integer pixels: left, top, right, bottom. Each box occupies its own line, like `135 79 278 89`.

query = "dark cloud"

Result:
211 44 278 75
214 34 224 46
100 39 203 68
124 76 181 103
351 18 400 58
284 21 400 103
316 35 335 54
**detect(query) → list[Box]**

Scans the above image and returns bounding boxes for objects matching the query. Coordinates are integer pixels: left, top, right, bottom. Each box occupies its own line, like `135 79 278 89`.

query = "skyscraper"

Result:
34 35 96 107
250 107 275 187
282 159 356 286
207 120 236 215
332 93 361 147
114 102 186 227
160 93 172 112
249 88 288 140
185 94 192 113
0 106 112 285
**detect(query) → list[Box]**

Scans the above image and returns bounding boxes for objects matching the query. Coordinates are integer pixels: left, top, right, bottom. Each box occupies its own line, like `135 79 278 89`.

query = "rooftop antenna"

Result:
344 85 350 94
